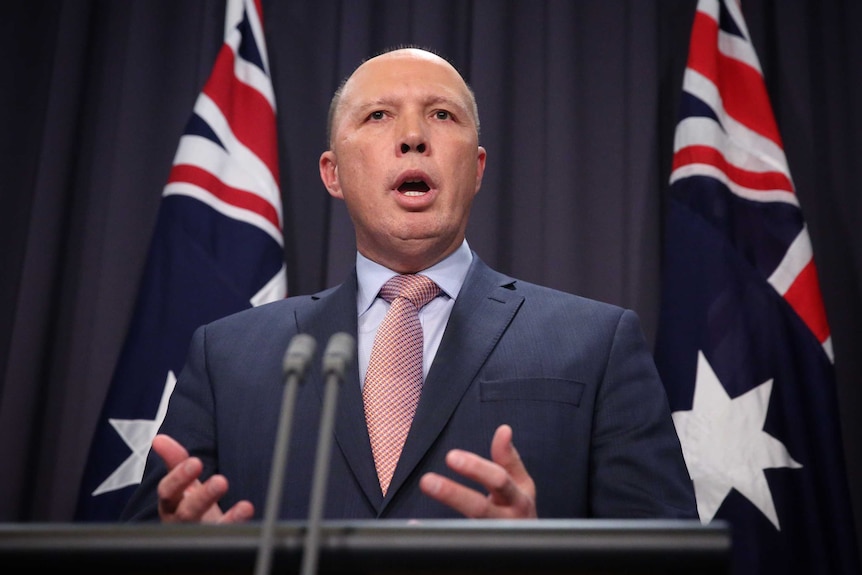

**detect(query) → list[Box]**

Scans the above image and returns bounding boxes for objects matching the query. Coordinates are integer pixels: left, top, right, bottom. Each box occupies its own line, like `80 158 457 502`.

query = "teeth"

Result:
403 191 426 196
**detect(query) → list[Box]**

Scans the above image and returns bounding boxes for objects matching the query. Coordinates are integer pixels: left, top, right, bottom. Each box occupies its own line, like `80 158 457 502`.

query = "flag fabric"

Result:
75 0 285 521
655 0 861 573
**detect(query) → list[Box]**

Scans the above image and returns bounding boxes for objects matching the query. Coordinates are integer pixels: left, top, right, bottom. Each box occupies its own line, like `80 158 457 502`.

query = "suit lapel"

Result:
295 272 384 510
384 257 524 504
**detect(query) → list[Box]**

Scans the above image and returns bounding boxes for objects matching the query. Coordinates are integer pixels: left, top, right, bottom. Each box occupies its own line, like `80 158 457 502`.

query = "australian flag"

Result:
655 0 861 573
75 0 286 521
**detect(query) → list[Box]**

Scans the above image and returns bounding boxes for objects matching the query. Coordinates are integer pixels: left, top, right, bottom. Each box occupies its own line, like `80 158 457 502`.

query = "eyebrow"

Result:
358 95 468 113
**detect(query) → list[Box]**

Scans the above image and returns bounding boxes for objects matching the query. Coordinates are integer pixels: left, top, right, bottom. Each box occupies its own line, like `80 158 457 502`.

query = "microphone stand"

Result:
254 333 317 575
300 332 355 575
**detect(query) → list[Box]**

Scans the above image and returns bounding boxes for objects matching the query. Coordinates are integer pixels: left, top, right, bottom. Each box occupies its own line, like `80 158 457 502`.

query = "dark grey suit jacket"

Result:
122 255 696 521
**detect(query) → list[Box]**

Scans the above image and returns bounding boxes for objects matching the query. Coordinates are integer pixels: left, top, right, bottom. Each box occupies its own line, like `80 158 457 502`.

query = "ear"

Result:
474 146 487 194
319 150 343 199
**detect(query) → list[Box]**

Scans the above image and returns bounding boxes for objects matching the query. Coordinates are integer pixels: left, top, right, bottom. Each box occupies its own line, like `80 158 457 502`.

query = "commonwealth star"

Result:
672 351 801 530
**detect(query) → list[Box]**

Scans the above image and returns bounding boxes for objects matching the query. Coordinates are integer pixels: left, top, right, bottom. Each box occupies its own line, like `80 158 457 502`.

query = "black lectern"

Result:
0 519 730 574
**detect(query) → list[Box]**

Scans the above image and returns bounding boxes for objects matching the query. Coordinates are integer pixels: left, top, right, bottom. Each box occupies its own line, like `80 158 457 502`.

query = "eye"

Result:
368 111 385 121
434 110 452 121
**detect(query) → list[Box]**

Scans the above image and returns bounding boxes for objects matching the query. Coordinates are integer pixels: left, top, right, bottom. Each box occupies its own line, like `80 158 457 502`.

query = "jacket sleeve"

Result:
119 324 217 522
588 309 698 519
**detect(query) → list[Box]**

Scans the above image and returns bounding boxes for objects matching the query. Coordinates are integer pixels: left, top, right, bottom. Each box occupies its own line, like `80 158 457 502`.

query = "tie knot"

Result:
380 274 440 309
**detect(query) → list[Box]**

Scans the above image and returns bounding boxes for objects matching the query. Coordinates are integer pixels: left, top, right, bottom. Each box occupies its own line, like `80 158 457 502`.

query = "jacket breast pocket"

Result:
479 378 585 406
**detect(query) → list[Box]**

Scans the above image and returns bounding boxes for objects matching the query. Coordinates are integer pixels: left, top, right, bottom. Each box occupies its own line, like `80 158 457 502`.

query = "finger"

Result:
419 472 493 518
490 424 536 498
157 457 204 519
152 434 190 471
489 424 514 468
445 449 511 494
219 500 255 524
168 474 230 524
423 449 515 518
444 448 531 516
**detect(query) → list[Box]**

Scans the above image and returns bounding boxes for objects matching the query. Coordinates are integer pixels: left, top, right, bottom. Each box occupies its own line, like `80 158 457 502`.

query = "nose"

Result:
397 114 429 155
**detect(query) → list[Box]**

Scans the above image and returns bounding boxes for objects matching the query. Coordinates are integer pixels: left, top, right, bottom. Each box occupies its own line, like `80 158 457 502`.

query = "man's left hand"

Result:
419 424 537 518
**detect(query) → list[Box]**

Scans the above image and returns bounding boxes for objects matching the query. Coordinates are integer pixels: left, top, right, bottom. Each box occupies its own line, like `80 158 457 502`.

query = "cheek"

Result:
452 155 481 194
340 145 385 188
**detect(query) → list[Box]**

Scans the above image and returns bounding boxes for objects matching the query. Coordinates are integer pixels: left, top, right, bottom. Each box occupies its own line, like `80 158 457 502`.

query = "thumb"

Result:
490 424 533 490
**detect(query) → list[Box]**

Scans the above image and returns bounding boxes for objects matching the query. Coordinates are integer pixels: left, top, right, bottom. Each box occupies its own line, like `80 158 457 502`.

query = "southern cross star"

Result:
671 351 801 530
91 370 177 496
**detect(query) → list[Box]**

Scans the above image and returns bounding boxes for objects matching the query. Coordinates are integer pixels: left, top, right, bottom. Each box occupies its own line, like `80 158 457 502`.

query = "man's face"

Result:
319 49 486 273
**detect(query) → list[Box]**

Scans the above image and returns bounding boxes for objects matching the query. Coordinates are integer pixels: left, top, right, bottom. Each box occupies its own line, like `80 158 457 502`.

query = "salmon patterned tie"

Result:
363 274 440 496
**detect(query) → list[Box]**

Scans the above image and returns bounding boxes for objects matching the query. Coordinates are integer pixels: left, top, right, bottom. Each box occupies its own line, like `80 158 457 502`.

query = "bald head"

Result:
317 45 487 272
326 48 480 147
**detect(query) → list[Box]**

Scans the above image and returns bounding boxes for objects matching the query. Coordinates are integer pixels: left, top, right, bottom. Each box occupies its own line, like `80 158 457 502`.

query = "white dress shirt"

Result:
355 239 473 387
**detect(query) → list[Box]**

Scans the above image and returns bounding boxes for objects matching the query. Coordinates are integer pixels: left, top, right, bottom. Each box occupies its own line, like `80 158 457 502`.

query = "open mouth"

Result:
397 179 431 195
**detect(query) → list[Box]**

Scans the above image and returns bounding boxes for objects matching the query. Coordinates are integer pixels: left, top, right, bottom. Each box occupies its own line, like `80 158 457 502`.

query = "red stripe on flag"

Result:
715 54 782 149
673 145 794 193
783 260 831 344
686 11 720 94
686 11 783 149
203 46 280 186
167 164 280 230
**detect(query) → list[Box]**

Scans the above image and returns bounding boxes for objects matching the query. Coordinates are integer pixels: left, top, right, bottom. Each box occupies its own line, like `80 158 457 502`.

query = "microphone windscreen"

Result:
283 333 317 378
322 332 355 378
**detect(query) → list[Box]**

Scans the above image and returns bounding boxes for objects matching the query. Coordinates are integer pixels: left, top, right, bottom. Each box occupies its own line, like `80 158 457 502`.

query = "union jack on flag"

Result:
75 0 285 521
655 0 860 573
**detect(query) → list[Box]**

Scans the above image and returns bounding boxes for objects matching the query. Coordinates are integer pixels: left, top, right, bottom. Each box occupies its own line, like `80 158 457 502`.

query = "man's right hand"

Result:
152 434 254 523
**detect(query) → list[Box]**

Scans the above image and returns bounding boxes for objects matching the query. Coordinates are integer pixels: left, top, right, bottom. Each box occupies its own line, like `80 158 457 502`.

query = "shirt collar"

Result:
356 239 473 316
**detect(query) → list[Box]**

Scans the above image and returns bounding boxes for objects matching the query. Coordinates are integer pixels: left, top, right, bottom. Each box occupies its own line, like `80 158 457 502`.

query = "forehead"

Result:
341 51 471 109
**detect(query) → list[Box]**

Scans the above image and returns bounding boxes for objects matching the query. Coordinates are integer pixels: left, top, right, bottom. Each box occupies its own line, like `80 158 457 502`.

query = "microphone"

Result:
300 332 356 575
254 333 317 575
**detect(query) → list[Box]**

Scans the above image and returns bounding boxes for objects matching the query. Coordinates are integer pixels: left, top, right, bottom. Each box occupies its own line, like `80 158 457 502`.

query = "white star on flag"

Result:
671 351 802 530
91 371 177 496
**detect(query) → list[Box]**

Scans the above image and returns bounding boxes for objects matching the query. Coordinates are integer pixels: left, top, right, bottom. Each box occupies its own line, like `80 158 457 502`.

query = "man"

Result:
121 47 696 523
